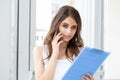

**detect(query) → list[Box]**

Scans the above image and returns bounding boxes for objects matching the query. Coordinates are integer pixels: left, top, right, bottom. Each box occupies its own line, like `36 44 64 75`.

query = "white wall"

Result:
104 0 120 79
0 0 11 80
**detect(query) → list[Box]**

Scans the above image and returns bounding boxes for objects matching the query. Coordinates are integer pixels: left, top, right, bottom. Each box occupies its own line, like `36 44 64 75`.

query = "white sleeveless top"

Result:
42 45 74 80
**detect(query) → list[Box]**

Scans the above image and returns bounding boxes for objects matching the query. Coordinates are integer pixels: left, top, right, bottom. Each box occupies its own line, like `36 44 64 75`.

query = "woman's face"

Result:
59 16 77 42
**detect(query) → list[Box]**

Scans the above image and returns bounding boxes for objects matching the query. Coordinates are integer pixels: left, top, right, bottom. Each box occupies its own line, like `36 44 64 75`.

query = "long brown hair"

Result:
44 5 84 60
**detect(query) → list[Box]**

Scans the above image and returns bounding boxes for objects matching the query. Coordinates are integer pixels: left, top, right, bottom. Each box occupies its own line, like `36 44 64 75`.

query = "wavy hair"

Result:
44 5 84 60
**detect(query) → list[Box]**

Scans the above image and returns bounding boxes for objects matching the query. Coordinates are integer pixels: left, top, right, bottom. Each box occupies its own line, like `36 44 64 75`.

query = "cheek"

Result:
73 30 77 35
71 31 77 38
59 27 65 33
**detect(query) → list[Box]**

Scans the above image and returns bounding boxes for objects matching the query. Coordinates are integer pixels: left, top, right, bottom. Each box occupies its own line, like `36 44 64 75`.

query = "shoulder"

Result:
33 46 43 59
33 46 44 69
33 46 43 52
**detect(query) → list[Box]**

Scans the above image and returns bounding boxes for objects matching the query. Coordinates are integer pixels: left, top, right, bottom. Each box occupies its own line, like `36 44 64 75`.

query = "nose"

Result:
66 28 71 34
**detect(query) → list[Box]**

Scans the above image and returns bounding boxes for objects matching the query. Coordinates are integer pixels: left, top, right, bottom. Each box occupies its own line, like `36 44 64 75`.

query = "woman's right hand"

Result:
51 32 63 56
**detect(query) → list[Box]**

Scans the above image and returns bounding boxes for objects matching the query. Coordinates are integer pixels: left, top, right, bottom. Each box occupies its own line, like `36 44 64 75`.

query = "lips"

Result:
63 35 71 39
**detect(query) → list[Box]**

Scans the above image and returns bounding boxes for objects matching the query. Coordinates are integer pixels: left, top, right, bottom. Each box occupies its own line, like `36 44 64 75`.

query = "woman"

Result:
33 5 95 80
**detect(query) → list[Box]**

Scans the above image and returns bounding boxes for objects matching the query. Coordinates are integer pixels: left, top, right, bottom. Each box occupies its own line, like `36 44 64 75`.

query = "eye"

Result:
72 26 77 29
63 24 68 28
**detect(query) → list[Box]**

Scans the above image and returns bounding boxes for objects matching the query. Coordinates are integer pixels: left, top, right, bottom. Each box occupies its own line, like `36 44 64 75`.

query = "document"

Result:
62 47 110 80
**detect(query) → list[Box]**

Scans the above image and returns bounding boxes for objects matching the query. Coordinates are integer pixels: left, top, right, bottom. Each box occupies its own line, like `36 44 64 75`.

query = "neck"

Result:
60 42 68 49
57 42 68 59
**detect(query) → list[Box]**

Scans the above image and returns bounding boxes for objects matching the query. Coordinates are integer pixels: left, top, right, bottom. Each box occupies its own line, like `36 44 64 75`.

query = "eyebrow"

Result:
62 22 77 26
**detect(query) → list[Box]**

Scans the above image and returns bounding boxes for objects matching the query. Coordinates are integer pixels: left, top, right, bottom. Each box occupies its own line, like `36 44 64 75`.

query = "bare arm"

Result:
33 33 63 80
33 46 44 80
33 46 60 80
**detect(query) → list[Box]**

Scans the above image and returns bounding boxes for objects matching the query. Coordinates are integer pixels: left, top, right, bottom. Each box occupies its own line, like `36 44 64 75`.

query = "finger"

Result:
54 33 63 43
82 76 86 80
82 75 90 80
52 33 62 43
82 78 86 80
53 32 62 40
87 73 94 80
56 32 62 38
57 40 64 45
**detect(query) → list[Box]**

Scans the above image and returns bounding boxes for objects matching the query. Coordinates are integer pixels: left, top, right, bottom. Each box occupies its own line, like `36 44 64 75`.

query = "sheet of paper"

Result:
62 47 110 80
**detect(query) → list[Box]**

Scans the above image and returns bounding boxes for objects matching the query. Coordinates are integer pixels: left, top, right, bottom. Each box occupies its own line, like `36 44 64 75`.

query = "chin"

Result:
62 37 73 42
63 39 70 42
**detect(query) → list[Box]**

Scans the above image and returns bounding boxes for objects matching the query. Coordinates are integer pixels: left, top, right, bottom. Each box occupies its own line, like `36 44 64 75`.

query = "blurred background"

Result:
0 0 120 80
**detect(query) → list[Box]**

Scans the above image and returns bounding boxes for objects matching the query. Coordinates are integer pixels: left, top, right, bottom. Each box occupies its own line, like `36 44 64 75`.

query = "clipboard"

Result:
62 47 110 80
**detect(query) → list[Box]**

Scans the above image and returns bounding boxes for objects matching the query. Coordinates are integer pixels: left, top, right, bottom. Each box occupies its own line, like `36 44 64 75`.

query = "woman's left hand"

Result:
82 73 95 80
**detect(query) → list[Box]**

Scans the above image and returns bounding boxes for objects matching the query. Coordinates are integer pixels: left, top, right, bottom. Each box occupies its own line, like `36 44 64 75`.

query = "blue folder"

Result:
62 47 110 80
